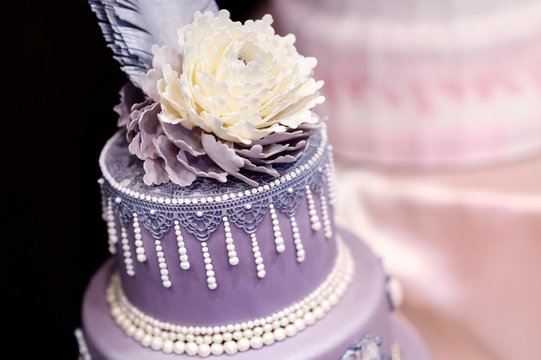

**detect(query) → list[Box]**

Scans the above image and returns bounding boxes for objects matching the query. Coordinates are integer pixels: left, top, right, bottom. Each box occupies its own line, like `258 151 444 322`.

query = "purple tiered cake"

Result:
77 1 430 359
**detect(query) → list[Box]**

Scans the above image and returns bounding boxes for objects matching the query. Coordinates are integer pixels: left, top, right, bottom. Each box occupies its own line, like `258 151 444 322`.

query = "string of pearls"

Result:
391 343 402 360
201 242 217 290
222 217 239 266
133 213 147 263
320 193 333 239
174 220 190 271
250 233 266 279
98 178 107 221
290 216 305 263
120 224 135 276
107 240 354 357
155 239 171 288
269 204 285 253
305 185 321 231
105 198 117 255
325 149 338 209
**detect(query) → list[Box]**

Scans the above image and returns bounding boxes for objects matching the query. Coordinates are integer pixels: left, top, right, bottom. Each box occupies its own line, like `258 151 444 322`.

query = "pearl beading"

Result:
320 193 333 239
201 242 217 290
106 198 118 255
325 149 338 209
391 343 402 360
174 220 190 270
305 185 321 231
121 225 135 276
269 204 285 253
155 239 171 288
222 217 239 266
133 213 147 263
98 178 107 221
250 233 266 278
290 216 305 263
74 328 92 360
106 239 354 357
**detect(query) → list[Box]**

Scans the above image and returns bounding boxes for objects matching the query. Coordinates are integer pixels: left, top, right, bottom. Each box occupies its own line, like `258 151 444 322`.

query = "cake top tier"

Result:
99 127 335 242
101 127 328 202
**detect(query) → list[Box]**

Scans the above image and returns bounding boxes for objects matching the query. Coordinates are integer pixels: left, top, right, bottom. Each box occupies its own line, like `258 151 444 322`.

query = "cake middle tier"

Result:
99 128 339 325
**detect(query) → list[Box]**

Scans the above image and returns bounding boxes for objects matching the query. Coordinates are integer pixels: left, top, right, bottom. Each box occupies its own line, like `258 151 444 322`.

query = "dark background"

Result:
8 1 266 358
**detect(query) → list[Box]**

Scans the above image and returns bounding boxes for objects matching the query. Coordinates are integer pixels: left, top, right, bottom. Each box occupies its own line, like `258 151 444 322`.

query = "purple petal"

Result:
242 160 279 177
161 121 206 156
114 82 145 127
201 133 258 187
176 152 228 183
142 158 169 186
137 102 162 159
153 135 197 186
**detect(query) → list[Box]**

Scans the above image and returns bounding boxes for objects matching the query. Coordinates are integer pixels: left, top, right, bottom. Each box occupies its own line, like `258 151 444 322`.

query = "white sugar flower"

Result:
153 9 324 144
124 10 324 187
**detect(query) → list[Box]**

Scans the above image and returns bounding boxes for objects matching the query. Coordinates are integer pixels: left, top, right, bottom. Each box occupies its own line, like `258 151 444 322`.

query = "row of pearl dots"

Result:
105 198 118 254
174 220 190 271
391 343 402 360
320 192 333 239
268 204 285 253
222 217 239 266
133 213 147 263
74 328 91 360
201 242 217 290
289 216 305 263
99 129 327 206
155 238 171 288
98 178 107 220
326 148 338 209
107 240 354 357
250 233 266 278
305 185 322 231
120 225 135 276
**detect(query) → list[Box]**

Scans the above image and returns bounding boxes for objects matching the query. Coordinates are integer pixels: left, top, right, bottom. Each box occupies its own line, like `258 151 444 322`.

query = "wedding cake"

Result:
76 1 430 359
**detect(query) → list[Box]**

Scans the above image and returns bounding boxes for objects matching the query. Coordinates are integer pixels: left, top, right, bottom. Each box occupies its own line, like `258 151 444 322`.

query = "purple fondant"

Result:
81 229 431 359
117 196 337 325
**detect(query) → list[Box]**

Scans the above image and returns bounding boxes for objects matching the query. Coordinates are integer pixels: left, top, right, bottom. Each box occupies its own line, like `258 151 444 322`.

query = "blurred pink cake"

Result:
271 0 541 169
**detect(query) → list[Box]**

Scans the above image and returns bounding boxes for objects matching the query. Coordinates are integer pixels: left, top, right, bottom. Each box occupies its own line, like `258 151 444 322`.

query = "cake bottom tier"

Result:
79 229 430 359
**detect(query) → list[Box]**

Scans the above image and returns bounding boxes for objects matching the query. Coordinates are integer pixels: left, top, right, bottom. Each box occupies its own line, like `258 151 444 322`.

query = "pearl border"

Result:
99 129 328 206
106 238 354 356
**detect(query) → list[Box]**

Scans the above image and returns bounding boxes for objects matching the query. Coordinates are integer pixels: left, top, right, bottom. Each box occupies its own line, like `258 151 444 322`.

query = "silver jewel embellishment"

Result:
341 334 383 360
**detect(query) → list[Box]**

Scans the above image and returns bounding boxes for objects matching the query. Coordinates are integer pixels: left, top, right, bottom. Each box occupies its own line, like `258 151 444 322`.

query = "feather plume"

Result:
88 0 218 86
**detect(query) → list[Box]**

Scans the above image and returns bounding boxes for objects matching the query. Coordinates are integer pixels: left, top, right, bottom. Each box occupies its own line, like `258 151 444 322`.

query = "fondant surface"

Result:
81 229 430 359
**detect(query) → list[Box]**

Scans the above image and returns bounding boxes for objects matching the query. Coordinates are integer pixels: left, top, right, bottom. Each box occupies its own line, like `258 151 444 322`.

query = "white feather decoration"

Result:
89 0 219 86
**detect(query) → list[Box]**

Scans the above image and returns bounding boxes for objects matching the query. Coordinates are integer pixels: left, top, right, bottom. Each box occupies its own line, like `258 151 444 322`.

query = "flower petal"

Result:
153 135 197 186
142 158 169 186
201 133 258 186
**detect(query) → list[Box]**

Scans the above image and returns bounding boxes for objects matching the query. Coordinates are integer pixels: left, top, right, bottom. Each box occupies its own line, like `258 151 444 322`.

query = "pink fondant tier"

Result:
271 0 541 169
334 154 541 360
79 229 430 359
